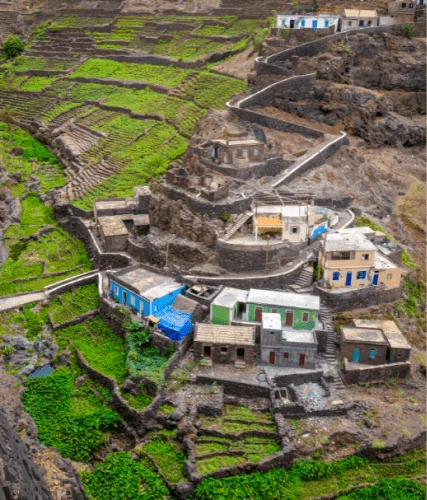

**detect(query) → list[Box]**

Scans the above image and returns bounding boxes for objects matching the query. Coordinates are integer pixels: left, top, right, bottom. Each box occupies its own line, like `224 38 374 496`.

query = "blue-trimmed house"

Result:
108 265 187 318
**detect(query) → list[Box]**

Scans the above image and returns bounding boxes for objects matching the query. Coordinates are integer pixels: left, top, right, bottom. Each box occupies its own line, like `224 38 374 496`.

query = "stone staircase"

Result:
49 105 89 129
28 30 97 58
54 124 102 157
234 359 246 369
222 210 253 241
293 265 313 288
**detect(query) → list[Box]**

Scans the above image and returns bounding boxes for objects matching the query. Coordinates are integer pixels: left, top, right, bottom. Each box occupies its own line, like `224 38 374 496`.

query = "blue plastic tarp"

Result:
157 306 193 341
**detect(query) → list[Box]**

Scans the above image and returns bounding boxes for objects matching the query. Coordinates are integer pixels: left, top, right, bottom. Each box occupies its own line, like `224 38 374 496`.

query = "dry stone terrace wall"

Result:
343 359 411 384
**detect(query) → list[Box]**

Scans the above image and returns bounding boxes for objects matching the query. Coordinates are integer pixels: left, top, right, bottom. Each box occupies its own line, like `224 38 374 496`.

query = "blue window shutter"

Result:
369 349 377 359
325 19 329 27
332 271 340 280
301 19 305 27
357 271 367 280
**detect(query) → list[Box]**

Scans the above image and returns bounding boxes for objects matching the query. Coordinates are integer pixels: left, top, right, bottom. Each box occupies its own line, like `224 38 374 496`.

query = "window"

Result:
331 251 351 260
153 305 157 312
357 271 367 280
242 149 248 158
291 227 299 234
282 19 286 27
369 349 377 359
254 147 259 157
114 286 118 294
387 273 393 280
409 2 413 6
348 21 353 26
302 312 309 322
402 2 406 6
271 308 278 313
332 271 340 281
221 346 228 354
130 295 135 306
368 20 372 25
283 352 289 359
361 254 369 260
300 19 305 27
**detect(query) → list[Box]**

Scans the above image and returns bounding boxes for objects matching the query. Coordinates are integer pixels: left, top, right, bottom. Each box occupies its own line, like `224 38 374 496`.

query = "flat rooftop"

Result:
247 289 320 311
215 139 263 147
111 266 182 301
352 319 410 349
255 205 309 218
281 328 317 345
95 199 133 211
262 312 282 331
98 216 128 237
212 287 249 308
341 326 387 344
323 232 377 253
338 226 375 236
195 323 255 345
344 9 377 17
374 252 398 270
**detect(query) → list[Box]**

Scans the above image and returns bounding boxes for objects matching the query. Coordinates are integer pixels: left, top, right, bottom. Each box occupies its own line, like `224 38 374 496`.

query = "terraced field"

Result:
0 15 250 209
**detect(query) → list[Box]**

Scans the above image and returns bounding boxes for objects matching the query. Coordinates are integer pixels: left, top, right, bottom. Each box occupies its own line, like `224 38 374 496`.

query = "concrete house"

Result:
205 139 265 166
109 265 187 317
194 323 256 368
210 287 249 325
246 289 320 328
340 319 410 365
319 228 403 289
276 14 339 31
261 312 317 369
340 9 378 30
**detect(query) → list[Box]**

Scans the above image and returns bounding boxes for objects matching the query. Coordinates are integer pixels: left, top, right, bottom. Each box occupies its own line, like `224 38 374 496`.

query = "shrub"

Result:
2 35 24 59
402 23 415 38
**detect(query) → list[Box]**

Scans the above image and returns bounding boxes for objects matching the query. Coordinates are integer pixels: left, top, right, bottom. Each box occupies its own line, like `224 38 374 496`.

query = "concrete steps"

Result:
293 265 314 288
222 211 253 241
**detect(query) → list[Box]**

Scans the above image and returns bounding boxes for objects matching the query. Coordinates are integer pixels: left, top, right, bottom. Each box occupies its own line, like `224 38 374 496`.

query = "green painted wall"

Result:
248 303 317 330
212 304 230 325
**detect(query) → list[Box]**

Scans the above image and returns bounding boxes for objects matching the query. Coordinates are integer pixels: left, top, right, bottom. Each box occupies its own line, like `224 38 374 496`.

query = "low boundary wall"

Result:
343 358 411 384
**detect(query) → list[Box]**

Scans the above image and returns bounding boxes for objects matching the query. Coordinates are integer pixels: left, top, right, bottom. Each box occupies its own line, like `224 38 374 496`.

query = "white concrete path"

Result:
0 291 47 312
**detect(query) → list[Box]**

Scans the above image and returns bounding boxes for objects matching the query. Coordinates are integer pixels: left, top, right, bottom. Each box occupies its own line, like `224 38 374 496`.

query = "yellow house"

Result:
319 228 403 289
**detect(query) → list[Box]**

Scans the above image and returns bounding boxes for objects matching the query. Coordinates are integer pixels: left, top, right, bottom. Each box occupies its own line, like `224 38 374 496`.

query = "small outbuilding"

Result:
194 323 256 368
340 9 378 30
340 319 410 365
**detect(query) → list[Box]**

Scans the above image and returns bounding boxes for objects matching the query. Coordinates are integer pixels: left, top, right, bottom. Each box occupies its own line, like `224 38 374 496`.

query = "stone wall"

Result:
199 155 290 180
314 285 402 312
273 369 324 387
216 238 306 273
343 358 411 384
50 309 98 331
196 375 271 398
315 329 330 353
185 260 305 289
44 271 99 297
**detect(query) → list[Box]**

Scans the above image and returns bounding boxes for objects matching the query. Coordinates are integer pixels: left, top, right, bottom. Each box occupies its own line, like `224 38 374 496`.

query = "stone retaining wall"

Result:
314 285 402 312
195 375 271 398
343 358 411 384
199 155 289 180
273 369 324 387
216 238 306 273
45 272 98 297
50 309 98 331
69 76 169 94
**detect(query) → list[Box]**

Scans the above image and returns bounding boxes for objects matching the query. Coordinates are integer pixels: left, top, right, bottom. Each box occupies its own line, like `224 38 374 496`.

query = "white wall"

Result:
276 15 339 31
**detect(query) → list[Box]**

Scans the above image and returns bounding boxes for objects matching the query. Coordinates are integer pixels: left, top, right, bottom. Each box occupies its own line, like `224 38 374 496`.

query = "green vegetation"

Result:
46 284 99 324
194 451 426 499
19 76 57 92
81 452 169 499
402 23 415 39
0 194 90 296
223 405 273 422
2 35 24 59
55 316 127 383
22 364 121 462
2 56 78 72
126 328 173 387
135 429 187 484
159 404 175 415
69 58 193 86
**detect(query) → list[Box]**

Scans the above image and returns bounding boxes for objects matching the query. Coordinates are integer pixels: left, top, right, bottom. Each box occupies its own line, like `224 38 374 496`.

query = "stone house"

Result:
204 139 265 166
261 312 317 369
319 228 403 290
388 0 416 22
340 319 410 365
193 323 256 368
210 286 320 329
276 14 339 31
340 9 378 30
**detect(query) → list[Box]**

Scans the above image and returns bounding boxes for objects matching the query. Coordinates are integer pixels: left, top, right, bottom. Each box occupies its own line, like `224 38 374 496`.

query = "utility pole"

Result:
265 236 270 271
165 241 169 268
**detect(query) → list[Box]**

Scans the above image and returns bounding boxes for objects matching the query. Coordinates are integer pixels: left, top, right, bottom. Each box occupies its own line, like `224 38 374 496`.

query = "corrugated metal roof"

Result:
247 289 320 311
195 323 255 345
344 9 377 17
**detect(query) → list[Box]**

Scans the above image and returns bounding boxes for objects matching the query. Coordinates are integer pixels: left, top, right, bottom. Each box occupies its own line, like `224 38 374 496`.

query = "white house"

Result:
276 14 339 32
340 9 378 31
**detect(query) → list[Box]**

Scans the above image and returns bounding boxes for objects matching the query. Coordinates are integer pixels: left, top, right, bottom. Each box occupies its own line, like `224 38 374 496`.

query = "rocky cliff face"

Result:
0 410 52 500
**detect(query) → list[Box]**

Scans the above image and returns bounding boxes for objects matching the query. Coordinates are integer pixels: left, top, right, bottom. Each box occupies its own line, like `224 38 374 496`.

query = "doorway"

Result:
122 290 127 304
345 272 353 286
269 351 276 364
299 354 305 367
237 348 245 360
285 311 294 326
352 348 360 362
290 19 295 28
372 272 379 286
255 307 263 322
203 346 211 358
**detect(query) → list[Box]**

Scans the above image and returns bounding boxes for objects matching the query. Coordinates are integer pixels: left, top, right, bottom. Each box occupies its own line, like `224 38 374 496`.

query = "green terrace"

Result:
2 55 78 72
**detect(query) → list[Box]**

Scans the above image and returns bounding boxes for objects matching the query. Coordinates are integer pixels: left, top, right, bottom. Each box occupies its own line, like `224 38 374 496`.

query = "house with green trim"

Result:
210 287 319 329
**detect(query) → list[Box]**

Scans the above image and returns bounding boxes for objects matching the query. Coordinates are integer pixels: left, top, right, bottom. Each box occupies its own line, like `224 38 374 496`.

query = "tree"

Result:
2 35 24 59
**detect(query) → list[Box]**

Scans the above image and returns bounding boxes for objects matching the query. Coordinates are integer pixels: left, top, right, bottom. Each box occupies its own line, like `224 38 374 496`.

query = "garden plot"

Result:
54 14 115 28
2 55 78 72
45 283 99 325
195 405 280 476
134 428 187 485
1 195 91 296
22 363 122 462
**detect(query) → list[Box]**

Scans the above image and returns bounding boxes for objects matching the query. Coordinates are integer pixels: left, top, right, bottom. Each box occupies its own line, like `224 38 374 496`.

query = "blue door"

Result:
345 271 352 286
372 273 379 286
352 348 361 362
312 19 318 28
325 19 329 27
